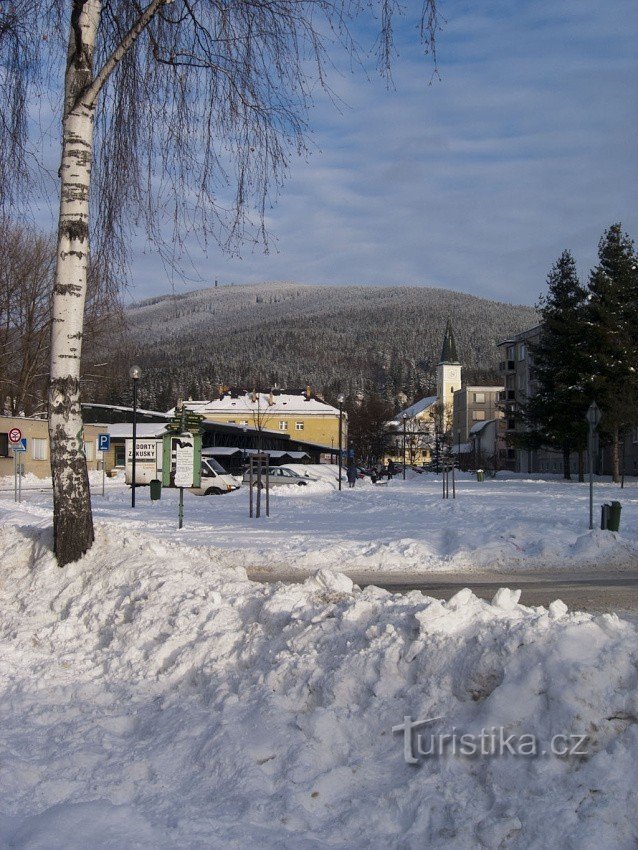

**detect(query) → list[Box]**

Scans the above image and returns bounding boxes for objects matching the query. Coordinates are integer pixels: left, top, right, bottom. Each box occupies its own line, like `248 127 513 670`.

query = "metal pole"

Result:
18 453 22 503
249 459 254 518
452 463 456 499
403 420 406 480
131 378 138 508
178 486 184 529
338 403 343 491
13 451 17 503
588 425 594 530
102 455 105 497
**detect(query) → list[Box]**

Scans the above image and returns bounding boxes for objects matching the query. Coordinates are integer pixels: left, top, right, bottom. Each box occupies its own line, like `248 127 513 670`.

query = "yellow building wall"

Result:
203 413 346 450
0 416 106 479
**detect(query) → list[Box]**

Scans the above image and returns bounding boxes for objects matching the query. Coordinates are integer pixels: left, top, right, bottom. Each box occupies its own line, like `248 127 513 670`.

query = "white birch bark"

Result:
48 0 102 566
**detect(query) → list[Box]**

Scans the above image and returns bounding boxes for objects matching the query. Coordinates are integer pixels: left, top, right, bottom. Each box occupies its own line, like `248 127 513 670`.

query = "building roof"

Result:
440 319 460 365
393 395 438 422
174 391 340 418
469 419 496 436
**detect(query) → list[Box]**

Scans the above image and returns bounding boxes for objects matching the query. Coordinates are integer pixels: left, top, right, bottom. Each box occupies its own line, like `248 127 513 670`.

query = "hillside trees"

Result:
1 1 441 565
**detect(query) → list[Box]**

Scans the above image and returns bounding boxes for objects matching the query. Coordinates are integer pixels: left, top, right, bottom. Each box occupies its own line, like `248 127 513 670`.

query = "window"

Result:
279 420 288 431
115 445 126 466
519 343 526 360
32 438 48 461
0 433 8 458
84 441 95 461
472 410 486 421
473 392 485 404
507 345 515 360
295 422 304 431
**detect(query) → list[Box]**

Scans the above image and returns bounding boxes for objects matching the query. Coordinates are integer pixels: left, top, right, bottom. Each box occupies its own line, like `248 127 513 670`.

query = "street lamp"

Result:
586 401 601 530
402 413 408 480
337 394 345 491
129 365 142 507
457 428 461 470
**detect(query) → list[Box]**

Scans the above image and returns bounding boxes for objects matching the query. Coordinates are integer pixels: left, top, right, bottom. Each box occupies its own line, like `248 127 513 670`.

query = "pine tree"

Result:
586 224 638 481
519 250 591 480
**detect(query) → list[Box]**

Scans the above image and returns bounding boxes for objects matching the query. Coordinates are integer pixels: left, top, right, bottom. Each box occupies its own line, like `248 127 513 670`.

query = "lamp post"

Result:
586 401 601 530
129 365 142 507
402 413 408 480
457 428 461 471
337 394 345 491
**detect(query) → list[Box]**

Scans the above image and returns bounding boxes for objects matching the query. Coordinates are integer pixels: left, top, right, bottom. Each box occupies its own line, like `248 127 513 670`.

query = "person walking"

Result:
346 463 358 488
387 459 396 480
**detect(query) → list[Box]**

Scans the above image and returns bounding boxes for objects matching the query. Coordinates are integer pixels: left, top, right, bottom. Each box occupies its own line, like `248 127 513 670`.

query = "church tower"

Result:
436 320 461 412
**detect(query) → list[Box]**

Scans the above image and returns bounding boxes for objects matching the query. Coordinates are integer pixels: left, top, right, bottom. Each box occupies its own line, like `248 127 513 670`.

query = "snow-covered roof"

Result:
390 395 438 425
107 424 167 439
469 419 496 436
174 392 340 417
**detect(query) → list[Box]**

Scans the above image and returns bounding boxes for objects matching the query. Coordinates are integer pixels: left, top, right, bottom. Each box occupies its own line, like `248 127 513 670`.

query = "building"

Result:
0 415 106 479
436 319 462 424
497 326 638 476
176 387 346 452
387 322 463 465
452 386 503 443
81 401 337 474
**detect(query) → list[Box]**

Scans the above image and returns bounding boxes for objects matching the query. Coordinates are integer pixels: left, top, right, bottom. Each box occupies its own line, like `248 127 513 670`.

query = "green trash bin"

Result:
608 500 622 532
150 479 162 501
476 469 484 483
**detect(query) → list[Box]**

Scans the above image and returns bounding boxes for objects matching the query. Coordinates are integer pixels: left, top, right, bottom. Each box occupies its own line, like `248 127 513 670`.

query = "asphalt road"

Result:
249 568 638 615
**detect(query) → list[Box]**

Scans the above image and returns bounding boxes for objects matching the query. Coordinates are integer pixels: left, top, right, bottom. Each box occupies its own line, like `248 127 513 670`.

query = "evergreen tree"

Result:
518 251 591 480
586 224 638 481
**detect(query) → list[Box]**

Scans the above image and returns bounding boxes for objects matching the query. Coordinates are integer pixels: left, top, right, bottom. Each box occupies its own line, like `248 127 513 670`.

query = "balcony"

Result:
498 390 516 402
498 360 516 372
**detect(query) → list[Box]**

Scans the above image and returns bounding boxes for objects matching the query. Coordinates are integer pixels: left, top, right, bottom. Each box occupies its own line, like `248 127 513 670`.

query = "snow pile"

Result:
0 521 637 848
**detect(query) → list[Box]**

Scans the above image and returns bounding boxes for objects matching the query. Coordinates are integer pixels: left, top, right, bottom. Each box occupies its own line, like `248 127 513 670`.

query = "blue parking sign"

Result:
98 434 111 452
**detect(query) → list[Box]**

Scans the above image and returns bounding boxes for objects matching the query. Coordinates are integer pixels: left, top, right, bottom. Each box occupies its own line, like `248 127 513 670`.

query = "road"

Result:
248 567 638 615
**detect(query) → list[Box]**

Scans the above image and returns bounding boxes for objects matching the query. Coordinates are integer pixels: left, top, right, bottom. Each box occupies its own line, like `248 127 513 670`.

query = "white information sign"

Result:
173 435 195 488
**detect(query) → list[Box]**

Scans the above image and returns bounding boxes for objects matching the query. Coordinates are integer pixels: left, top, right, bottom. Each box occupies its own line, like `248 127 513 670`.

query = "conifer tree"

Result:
586 224 638 481
519 251 591 479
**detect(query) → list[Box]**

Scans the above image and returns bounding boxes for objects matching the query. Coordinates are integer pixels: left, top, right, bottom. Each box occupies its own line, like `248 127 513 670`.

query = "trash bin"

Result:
150 479 162 501
608 500 622 532
476 469 484 483
600 503 610 530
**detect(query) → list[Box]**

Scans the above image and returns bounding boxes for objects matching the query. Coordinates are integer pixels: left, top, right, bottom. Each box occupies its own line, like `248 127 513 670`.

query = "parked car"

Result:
242 465 318 487
192 458 241 496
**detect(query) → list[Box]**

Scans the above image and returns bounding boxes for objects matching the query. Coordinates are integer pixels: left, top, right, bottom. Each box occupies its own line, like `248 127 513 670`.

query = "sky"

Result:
34 0 638 307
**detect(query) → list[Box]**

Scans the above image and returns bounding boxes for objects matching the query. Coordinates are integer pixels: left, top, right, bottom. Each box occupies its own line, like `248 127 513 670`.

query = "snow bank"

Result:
0 521 636 848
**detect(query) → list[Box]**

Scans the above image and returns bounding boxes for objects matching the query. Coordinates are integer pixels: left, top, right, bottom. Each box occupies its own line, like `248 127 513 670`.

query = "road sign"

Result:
98 433 111 452
11 438 27 452
8 427 22 443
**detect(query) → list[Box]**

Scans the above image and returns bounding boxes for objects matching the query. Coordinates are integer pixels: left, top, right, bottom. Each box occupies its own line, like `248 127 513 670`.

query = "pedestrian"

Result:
387 459 395 480
346 463 357 488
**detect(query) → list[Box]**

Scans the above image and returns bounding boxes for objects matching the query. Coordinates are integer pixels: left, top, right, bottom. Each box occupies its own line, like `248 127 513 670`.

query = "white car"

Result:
242 465 318 487
192 458 241 496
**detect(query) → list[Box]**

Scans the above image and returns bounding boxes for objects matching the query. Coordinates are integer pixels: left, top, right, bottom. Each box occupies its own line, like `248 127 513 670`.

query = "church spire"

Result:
439 319 460 364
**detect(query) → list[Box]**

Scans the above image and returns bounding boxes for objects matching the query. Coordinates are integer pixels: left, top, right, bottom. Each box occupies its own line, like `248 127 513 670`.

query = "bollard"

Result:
608 500 622 532
476 469 484 483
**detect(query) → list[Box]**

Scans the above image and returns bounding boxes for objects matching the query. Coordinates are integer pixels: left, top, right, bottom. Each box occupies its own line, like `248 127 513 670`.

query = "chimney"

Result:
305 384 311 398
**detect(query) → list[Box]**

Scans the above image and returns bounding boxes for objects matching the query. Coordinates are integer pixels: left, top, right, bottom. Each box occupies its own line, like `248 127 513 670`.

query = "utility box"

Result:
476 469 484 483
150 479 162 501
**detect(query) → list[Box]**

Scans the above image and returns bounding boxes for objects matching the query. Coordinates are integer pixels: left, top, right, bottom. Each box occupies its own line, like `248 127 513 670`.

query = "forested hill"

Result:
116 282 537 410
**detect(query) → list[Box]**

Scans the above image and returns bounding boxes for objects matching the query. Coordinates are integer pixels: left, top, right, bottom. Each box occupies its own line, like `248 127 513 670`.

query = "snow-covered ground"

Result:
1 472 637 847
3 466 637 574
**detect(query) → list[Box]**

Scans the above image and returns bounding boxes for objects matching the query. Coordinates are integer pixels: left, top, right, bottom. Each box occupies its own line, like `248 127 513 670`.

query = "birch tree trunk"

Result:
48 1 101 566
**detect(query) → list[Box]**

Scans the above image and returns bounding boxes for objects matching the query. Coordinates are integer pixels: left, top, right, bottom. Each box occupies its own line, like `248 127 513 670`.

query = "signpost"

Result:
98 434 110 496
162 404 204 528
9 432 26 503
